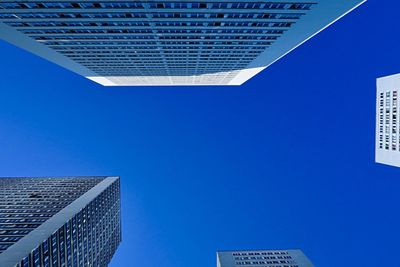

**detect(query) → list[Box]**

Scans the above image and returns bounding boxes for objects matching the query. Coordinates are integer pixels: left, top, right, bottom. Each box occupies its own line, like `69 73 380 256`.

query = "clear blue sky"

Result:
0 1 399 266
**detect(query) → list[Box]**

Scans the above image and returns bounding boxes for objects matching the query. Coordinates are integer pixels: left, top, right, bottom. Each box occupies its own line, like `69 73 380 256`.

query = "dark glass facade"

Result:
0 177 121 267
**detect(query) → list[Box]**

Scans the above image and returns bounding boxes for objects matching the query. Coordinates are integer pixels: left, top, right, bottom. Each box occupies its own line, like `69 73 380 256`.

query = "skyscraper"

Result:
0 0 365 86
217 249 314 267
376 74 400 167
0 176 121 267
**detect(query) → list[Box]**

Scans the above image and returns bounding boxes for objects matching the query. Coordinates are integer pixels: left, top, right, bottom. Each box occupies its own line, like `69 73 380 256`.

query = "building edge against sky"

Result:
217 249 314 267
0 176 121 267
0 0 366 86
376 73 400 167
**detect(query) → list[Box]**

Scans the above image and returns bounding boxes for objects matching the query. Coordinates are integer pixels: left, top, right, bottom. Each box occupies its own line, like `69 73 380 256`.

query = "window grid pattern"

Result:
0 177 105 254
378 90 399 151
16 178 121 267
232 251 299 267
0 1 317 80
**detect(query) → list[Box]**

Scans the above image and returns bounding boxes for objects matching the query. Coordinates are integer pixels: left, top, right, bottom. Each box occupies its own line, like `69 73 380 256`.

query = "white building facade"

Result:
0 0 365 86
217 249 314 267
376 74 400 167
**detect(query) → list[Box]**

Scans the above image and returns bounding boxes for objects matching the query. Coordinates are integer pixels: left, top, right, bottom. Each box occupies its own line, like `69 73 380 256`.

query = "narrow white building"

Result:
376 73 400 167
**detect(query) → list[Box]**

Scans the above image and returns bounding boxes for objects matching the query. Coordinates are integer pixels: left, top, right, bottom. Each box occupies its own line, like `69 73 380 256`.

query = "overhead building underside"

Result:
0 1 365 85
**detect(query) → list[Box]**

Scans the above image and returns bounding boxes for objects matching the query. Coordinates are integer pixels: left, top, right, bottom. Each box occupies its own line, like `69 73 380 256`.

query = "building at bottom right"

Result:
217 249 314 267
376 73 400 167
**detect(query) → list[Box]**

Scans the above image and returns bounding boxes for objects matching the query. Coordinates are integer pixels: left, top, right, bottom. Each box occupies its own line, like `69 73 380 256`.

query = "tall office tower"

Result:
0 176 121 267
217 249 314 267
0 1 365 86
376 74 400 167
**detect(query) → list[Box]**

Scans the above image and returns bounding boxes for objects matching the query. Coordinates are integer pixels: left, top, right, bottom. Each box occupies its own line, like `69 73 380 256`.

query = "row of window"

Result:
0 218 47 224
0 12 302 20
236 260 296 265
7 21 292 30
81 55 254 60
0 223 41 230
35 35 278 41
77 63 252 68
92 70 245 73
233 251 290 256
10 21 293 29
235 256 293 260
92 74 234 77
92 68 247 72
60 49 263 55
0 204 69 209
52 45 267 50
0 236 21 243
78 59 254 63
85 67 251 73
68 54 258 59
45 41 273 46
19 28 284 36
0 213 52 219
0 2 315 11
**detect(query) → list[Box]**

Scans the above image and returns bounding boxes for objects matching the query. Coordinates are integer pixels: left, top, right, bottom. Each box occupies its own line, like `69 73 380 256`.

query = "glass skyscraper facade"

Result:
217 249 314 267
0 176 121 267
0 1 364 85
